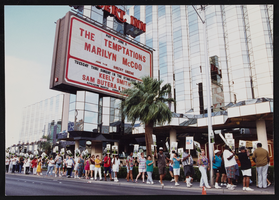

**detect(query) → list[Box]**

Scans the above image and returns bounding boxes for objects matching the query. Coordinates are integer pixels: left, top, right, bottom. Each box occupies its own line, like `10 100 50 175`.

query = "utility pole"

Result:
192 5 215 186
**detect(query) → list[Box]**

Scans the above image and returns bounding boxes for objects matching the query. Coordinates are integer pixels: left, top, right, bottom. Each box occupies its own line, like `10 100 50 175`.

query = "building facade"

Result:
12 5 273 162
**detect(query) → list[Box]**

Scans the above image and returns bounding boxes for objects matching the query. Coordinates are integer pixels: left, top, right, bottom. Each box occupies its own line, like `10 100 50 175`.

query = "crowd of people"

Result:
6 142 271 191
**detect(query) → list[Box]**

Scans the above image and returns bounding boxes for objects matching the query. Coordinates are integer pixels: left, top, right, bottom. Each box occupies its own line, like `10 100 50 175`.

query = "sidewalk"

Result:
7 172 275 195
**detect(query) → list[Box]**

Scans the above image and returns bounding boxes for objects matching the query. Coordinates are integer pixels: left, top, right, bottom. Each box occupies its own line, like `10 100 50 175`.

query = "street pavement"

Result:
5 171 275 196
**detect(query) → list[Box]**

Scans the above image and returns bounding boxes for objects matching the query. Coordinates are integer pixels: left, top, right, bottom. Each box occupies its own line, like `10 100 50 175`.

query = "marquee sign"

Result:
50 11 153 98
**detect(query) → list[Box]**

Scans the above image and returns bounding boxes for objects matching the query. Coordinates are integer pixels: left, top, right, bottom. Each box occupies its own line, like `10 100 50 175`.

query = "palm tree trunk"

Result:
145 122 154 160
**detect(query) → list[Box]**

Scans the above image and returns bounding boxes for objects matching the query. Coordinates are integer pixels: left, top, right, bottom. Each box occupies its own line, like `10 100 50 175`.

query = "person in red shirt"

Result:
103 153 113 181
31 158 38 175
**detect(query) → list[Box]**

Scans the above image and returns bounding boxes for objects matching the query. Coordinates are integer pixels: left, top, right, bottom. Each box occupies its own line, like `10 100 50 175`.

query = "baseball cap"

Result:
239 146 246 151
214 150 220 154
159 147 163 151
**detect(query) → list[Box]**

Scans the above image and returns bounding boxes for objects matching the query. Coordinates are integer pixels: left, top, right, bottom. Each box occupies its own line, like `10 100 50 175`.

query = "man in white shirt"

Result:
223 145 237 190
12 155 18 173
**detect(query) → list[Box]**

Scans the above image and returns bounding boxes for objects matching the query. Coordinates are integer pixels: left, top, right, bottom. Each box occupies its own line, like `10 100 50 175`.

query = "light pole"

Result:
192 5 215 186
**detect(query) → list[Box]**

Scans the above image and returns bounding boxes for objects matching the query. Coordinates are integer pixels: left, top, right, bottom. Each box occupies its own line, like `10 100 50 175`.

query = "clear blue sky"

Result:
5 6 73 147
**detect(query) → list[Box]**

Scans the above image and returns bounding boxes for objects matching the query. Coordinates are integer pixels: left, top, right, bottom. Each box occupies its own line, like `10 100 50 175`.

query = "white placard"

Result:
170 142 178 152
226 138 235 151
194 141 201 156
225 133 233 139
152 134 157 146
239 140 246 148
186 136 194 149
112 145 118 155
106 144 111 154
133 144 139 154
65 16 152 98
151 144 155 155
165 141 169 152
178 148 183 158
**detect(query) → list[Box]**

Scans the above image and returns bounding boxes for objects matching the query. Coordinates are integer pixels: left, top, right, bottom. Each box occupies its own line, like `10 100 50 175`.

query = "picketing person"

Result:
146 155 154 184
212 150 222 189
172 152 182 186
237 146 254 191
252 142 270 189
168 150 175 182
223 145 237 190
36 156 42 176
198 149 211 189
135 152 146 183
31 156 38 175
126 152 134 182
77 154 85 179
103 152 113 181
66 155 74 178
112 154 120 182
154 147 171 187
6 156 10 173
220 152 227 186
182 149 194 188
54 153 62 177
84 156 90 179
46 156 55 177
89 155 95 180
94 154 102 180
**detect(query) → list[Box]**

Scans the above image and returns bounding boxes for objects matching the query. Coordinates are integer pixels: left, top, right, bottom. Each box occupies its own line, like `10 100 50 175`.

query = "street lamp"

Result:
192 5 215 186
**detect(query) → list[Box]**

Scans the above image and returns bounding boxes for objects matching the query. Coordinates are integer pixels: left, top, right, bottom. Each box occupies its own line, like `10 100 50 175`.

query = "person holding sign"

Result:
182 149 194 188
146 155 154 184
112 154 120 182
154 147 171 187
223 145 237 190
103 153 113 181
198 149 211 189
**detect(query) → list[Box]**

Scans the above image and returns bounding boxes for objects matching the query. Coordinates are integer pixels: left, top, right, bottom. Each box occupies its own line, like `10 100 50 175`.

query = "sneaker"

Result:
228 186 235 190
245 187 254 191
243 187 246 191
231 184 237 188
268 183 271 187
215 185 221 189
114 179 119 182
221 183 224 186
55 175 57 177
223 183 227 186
186 183 191 188
175 182 180 186
146 181 150 184
206 186 211 189
91 178 93 180
170 178 175 182
226 184 231 188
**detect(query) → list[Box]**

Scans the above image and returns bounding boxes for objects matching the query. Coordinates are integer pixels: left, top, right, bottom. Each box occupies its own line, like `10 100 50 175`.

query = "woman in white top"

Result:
135 152 146 183
24 158 31 174
46 157 55 177
112 155 121 182
74 156 79 178
6 157 10 173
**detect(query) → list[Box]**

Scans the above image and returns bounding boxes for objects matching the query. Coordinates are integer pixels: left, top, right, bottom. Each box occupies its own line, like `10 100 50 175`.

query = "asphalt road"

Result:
6 174 200 196
5 173 275 196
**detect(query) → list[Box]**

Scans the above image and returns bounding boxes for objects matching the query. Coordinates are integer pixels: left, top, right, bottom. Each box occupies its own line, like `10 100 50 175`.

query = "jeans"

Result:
199 166 210 187
67 167 73 177
257 164 268 188
19 164 22 173
95 167 102 180
147 171 153 183
12 165 16 173
46 166 54 176
6 165 9 173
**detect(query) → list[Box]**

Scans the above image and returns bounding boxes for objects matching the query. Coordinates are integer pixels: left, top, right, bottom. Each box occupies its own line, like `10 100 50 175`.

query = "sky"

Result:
5 6 73 147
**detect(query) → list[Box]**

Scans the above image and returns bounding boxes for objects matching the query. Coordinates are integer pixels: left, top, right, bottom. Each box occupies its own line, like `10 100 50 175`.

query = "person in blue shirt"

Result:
146 155 154 184
212 150 222 188
173 153 182 186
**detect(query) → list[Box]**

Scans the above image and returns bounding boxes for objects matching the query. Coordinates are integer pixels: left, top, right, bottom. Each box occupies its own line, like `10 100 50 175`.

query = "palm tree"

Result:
120 76 175 156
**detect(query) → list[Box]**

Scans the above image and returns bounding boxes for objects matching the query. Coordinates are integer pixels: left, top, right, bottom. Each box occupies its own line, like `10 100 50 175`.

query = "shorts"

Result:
158 166 166 175
113 166 119 172
220 165 226 174
225 165 236 179
90 165 95 171
213 168 220 174
183 165 193 176
104 166 111 174
169 166 173 172
241 169 252 177
139 168 146 173
173 168 180 176
56 163 62 169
